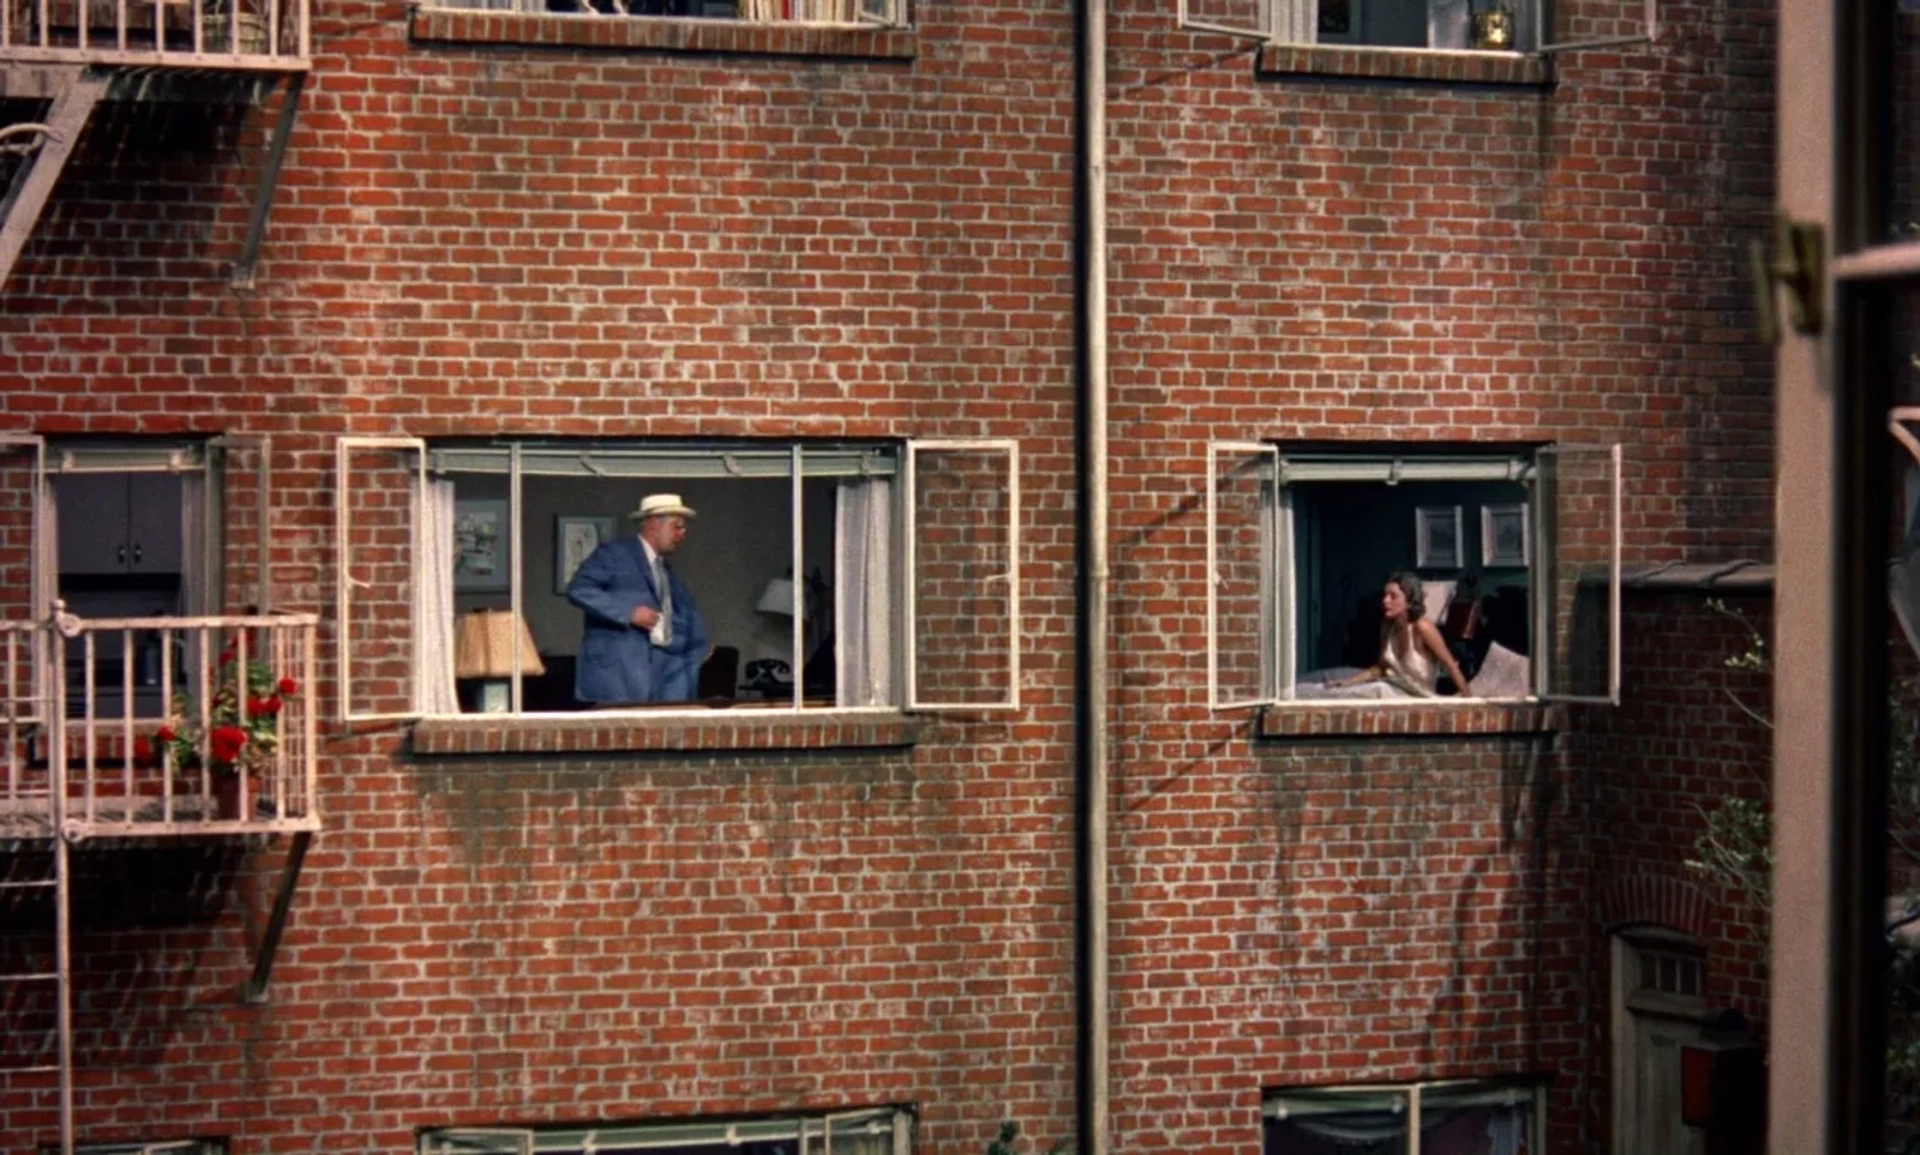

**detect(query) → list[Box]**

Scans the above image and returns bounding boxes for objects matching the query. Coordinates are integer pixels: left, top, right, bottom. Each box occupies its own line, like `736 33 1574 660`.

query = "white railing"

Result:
420 0 905 27
0 0 310 67
0 610 320 840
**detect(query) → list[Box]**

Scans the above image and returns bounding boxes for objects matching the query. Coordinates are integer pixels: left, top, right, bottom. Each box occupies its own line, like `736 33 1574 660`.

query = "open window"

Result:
38 1142 227 1155
1177 0 1653 55
1203 441 1622 707
335 437 1020 722
420 1107 909 1155
0 437 273 721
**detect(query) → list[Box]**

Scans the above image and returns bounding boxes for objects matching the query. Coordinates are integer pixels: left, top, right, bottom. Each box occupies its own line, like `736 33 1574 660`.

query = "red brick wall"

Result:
0 0 1778 1146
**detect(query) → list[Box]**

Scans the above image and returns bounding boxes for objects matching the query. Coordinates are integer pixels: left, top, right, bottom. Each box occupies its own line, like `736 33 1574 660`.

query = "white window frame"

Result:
335 436 428 726
1176 0 1654 55
420 1106 911 1155
903 438 1021 712
1202 440 1623 709
1530 442 1622 706
1263 1078 1545 1155
336 436 1020 723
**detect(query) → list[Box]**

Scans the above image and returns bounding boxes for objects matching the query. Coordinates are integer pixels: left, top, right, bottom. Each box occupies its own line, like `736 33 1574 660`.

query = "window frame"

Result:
1263 1077 1547 1155
37 1142 227 1155
335 435 1021 725
1203 440 1623 710
1176 0 1654 56
419 1105 912 1155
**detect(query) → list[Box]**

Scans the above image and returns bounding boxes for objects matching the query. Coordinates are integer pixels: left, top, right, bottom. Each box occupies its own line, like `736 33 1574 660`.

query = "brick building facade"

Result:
0 0 1778 1150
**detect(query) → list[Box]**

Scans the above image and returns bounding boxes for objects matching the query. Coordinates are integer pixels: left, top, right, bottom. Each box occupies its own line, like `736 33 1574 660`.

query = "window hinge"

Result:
1751 214 1825 344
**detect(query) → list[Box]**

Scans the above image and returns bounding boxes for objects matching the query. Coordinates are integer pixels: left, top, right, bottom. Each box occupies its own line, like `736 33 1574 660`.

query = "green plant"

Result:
154 645 298 779
988 1120 1070 1155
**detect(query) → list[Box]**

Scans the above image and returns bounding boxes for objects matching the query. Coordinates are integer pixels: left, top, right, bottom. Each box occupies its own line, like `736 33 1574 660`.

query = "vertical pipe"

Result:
1073 0 1110 1150
50 617 71 1155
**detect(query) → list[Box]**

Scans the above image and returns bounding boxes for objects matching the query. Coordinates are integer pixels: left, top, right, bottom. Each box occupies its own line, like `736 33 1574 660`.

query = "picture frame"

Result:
452 499 510 592
555 515 617 594
1414 505 1464 569
1481 502 1532 567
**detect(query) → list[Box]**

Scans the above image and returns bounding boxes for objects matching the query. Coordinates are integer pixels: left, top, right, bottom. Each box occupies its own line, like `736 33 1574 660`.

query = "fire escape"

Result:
0 8 313 1153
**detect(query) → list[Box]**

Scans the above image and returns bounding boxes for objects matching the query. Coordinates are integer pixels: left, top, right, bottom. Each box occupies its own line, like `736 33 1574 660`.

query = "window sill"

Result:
407 8 918 59
410 708 922 756
1257 43 1550 87
1255 699 1559 740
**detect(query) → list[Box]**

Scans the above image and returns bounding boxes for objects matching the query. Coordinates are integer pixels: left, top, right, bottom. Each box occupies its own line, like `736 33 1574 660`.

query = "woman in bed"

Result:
1334 572 1472 697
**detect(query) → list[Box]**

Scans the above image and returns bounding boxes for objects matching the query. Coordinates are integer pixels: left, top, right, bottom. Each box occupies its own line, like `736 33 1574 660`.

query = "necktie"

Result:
654 557 674 645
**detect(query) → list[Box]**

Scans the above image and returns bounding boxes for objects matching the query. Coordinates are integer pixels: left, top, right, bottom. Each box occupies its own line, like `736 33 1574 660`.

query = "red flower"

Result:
218 645 237 666
208 725 249 765
156 726 177 744
277 676 297 696
247 695 283 717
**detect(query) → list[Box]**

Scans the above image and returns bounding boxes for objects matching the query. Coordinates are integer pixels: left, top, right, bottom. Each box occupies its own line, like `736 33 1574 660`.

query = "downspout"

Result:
1071 0 1110 1151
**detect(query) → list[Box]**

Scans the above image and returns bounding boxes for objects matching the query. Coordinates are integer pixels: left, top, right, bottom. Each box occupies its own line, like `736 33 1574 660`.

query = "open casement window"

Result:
1177 0 1652 55
1206 443 1281 710
904 439 1020 711
1530 443 1621 704
0 435 49 727
206 435 272 613
336 437 428 725
420 1106 910 1155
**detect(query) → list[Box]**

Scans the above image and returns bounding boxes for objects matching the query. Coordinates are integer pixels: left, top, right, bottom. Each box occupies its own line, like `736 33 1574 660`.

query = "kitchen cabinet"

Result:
57 472 183 577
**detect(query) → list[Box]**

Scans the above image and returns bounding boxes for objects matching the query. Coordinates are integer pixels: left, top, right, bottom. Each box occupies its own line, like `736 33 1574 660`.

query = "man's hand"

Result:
630 605 661 630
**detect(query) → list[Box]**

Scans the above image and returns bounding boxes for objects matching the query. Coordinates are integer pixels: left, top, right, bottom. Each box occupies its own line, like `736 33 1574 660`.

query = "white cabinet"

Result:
56 472 183 577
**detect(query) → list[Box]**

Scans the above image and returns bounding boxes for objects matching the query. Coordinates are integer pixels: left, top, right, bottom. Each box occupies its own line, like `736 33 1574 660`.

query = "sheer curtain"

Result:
414 478 458 715
834 477 892 707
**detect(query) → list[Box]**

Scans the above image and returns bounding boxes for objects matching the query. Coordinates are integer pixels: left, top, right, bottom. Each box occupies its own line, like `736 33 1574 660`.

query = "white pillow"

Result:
1469 641 1530 700
1422 579 1455 624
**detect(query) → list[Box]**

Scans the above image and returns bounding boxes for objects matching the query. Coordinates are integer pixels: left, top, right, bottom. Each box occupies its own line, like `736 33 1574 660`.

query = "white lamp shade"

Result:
756 577 800 617
454 610 547 679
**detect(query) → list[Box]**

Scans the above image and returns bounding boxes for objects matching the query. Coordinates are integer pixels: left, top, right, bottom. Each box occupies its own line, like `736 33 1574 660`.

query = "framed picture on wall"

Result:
1481 502 1531 567
453 499 510 592
1414 505 1463 569
554 516 617 594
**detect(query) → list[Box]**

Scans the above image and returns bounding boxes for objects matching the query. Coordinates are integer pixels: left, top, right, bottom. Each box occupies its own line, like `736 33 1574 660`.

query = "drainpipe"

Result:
1071 0 1110 1152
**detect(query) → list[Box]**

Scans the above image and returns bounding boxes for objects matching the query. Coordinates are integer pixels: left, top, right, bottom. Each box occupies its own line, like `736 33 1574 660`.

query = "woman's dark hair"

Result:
1387 571 1426 621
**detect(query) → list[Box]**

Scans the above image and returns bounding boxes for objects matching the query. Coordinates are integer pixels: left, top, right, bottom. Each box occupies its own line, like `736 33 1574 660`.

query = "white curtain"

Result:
414 478 459 716
1273 0 1313 42
834 477 892 707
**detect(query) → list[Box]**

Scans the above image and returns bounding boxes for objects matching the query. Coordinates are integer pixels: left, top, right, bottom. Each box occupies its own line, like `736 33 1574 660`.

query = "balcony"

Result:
0 0 309 68
0 611 321 841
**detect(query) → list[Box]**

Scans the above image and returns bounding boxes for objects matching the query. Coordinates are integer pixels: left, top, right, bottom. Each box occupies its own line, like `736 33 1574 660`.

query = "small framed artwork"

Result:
1414 505 1464 569
452 499 510 592
555 515 617 594
1481 502 1532 567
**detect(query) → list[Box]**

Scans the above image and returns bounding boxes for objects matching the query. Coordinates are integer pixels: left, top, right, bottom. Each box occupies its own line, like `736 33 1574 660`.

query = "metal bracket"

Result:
241 829 311 1003
231 71 306 290
1751 214 1825 344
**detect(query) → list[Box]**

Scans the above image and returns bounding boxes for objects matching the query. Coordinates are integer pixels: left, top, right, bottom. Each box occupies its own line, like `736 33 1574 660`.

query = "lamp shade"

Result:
454 610 547 679
755 577 799 617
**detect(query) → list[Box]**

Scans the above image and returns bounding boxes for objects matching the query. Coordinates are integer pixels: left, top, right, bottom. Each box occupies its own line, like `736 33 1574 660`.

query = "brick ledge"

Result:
1256 700 1559 739
408 8 917 59
412 710 922 756
1257 44 1549 86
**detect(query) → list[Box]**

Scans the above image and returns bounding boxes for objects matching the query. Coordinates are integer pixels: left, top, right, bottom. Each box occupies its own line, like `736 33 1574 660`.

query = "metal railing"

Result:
0 609 320 840
417 0 905 27
0 0 310 67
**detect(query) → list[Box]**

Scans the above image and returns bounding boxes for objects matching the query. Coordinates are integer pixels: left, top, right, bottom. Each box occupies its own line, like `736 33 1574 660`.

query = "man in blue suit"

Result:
566 493 710 705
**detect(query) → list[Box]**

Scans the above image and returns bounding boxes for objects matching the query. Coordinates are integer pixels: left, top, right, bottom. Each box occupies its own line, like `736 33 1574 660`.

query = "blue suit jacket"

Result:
565 537 709 705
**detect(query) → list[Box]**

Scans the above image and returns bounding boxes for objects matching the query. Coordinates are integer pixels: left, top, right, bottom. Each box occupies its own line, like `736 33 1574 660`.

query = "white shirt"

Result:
640 537 671 647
